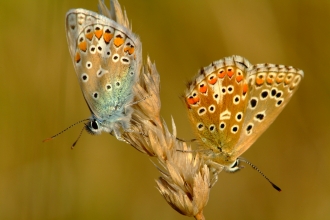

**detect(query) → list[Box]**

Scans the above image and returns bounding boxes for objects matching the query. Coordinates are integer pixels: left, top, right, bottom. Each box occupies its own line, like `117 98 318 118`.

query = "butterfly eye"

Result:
91 120 99 130
226 159 241 172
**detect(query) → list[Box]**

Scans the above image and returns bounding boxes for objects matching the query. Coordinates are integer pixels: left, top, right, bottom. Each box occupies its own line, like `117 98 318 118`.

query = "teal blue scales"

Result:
65 0 142 139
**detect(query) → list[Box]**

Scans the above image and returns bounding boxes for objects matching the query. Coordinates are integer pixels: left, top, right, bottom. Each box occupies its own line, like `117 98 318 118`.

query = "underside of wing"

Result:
234 63 304 157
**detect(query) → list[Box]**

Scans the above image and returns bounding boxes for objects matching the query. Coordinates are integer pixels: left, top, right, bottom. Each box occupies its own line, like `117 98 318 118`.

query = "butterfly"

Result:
184 55 303 175
64 0 142 141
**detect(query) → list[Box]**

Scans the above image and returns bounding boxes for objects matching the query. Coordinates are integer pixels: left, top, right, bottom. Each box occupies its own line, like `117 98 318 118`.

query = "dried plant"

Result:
98 0 222 219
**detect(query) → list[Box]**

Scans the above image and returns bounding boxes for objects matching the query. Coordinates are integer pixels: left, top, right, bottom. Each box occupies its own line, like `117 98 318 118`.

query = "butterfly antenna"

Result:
71 126 86 149
126 95 152 107
43 119 89 142
176 137 197 142
239 158 282 192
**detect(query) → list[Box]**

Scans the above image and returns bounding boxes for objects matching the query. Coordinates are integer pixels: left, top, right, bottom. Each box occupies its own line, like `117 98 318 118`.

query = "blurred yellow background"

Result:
1 0 329 219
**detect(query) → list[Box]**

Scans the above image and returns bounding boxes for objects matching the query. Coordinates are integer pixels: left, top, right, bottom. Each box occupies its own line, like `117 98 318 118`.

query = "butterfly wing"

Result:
65 9 142 123
185 56 253 165
233 63 304 158
185 56 303 167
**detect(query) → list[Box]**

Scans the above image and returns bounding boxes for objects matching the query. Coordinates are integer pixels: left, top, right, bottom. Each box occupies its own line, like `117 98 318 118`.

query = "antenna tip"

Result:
42 137 54 143
271 183 282 192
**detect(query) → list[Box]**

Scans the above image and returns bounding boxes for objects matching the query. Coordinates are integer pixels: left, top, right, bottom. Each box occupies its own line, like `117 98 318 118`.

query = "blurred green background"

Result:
1 0 329 219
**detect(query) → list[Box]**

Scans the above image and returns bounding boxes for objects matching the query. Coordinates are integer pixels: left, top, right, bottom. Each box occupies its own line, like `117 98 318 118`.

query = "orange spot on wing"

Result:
187 96 200 105
227 68 234 78
218 70 226 78
236 75 243 83
94 29 103 39
103 32 113 43
75 52 81 63
193 96 200 103
78 41 87 52
284 78 292 85
187 97 195 105
85 32 93 41
256 78 264 86
124 46 135 55
242 83 248 95
208 76 217 85
114 37 124 47
266 78 273 84
276 78 283 84
199 84 207 93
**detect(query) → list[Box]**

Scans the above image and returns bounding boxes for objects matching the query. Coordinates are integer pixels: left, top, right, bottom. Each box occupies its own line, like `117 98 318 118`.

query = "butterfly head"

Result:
85 118 102 135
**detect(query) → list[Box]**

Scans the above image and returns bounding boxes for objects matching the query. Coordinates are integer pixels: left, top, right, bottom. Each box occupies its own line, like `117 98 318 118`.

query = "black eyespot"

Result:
255 114 264 121
277 100 283 106
234 96 240 104
271 89 277 96
198 108 206 114
220 122 226 129
250 98 257 108
122 58 129 63
276 92 282 98
209 105 215 112
261 91 268 98
81 74 88 82
247 124 253 132
116 82 120 87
